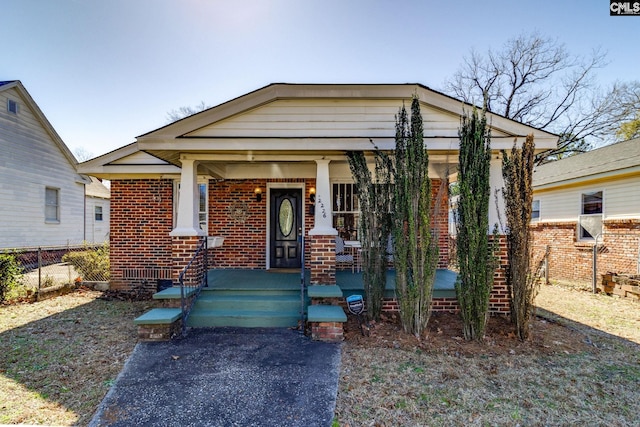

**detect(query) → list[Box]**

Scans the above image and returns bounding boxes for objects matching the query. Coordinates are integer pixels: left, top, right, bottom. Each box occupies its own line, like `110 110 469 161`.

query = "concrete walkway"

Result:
90 328 341 427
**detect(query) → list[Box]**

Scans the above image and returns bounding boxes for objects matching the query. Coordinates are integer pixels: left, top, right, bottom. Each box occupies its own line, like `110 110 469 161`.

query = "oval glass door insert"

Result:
279 199 294 237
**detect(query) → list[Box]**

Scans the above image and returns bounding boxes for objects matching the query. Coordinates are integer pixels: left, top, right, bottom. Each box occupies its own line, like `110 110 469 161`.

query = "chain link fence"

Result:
0 242 109 301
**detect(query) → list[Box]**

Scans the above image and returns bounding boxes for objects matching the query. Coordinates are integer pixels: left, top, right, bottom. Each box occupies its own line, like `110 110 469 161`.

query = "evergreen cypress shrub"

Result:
455 106 496 341
392 96 438 336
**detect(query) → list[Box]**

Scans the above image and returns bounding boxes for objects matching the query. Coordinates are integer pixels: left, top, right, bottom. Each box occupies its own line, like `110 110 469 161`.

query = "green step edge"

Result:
134 308 182 325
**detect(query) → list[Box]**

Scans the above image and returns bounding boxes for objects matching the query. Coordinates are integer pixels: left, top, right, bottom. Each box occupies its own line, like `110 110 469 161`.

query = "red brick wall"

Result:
207 179 315 269
172 236 206 286
531 220 640 284
380 298 459 313
110 179 174 292
380 235 510 315
431 179 450 268
488 235 510 315
309 235 336 284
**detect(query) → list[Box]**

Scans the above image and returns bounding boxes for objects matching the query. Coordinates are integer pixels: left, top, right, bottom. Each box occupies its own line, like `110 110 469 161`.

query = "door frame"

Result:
266 182 307 269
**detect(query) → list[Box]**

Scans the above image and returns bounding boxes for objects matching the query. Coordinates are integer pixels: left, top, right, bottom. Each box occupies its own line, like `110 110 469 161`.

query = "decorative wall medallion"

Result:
226 202 249 223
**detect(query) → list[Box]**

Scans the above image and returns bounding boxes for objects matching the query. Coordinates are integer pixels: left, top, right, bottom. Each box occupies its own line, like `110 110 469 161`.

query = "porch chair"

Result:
335 236 355 272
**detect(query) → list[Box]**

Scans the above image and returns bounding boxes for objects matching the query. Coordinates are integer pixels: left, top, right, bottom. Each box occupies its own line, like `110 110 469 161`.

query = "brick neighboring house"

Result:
79 83 558 322
532 137 640 284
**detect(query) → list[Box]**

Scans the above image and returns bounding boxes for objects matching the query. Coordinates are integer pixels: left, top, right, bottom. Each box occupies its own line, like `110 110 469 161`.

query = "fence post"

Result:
544 245 550 285
67 240 71 285
38 247 42 290
592 234 601 294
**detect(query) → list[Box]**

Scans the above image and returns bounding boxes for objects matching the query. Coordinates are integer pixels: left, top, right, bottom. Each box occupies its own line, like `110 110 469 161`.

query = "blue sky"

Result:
3 0 639 158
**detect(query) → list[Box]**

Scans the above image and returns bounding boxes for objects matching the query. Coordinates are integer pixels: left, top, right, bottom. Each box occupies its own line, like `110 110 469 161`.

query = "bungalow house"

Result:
78 83 558 340
0 80 95 250
531 137 640 285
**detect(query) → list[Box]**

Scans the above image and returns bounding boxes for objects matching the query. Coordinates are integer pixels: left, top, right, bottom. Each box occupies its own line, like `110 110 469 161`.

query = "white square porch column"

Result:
488 156 506 233
170 158 205 237
309 159 338 237
309 159 338 285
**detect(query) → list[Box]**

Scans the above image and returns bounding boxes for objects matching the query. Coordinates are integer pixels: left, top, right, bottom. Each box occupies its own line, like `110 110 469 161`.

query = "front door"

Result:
270 188 302 269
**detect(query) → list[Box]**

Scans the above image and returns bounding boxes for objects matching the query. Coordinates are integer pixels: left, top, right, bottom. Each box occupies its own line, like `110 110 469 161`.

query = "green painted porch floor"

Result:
205 268 457 297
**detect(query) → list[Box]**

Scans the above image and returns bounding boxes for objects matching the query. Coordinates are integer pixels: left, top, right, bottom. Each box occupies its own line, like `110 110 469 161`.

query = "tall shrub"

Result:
0 253 23 302
62 243 110 281
502 134 539 340
347 150 393 321
455 106 495 341
392 96 438 336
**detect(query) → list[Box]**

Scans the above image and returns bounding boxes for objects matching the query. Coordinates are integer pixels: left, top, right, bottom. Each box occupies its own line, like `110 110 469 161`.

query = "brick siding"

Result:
532 219 640 283
110 179 174 292
207 179 315 269
309 235 336 285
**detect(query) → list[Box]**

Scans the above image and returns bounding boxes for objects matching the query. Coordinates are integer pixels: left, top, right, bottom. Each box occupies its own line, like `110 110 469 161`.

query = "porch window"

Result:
199 183 207 231
579 190 603 240
332 183 359 240
173 181 208 231
45 187 60 223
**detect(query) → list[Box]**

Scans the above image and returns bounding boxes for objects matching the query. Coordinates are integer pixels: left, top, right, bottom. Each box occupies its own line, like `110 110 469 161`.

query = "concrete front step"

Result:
188 288 305 328
187 309 301 328
194 293 304 312
201 287 302 297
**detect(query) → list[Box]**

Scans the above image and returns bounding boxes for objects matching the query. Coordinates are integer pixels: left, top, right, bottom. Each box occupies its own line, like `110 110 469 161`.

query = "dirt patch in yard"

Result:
344 310 589 357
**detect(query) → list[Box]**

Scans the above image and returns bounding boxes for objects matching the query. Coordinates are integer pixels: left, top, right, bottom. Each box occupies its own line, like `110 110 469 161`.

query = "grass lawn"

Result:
0 284 638 426
0 289 148 426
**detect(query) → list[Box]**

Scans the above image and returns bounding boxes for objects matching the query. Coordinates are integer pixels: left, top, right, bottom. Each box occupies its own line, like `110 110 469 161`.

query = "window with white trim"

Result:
198 183 208 232
95 205 103 221
7 99 18 114
531 199 540 221
332 182 359 240
579 191 603 240
173 181 208 231
45 187 60 222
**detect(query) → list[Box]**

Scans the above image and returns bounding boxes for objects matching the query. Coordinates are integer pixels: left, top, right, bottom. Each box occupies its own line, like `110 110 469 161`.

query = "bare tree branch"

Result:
445 32 639 163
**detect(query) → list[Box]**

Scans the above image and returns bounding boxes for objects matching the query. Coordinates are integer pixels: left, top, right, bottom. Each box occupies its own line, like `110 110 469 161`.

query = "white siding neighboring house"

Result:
0 80 92 249
85 176 110 244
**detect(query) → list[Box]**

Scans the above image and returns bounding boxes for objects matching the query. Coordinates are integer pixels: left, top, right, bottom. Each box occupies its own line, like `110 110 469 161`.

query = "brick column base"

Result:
172 236 206 285
309 235 336 285
311 322 344 342
137 319 182 341
489 235 510 315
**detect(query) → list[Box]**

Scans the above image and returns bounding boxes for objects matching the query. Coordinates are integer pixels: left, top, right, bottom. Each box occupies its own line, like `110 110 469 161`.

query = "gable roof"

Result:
79 83 559 179
0 80 80 168
85 176 111 199
138 83 558 149
533 137 640 188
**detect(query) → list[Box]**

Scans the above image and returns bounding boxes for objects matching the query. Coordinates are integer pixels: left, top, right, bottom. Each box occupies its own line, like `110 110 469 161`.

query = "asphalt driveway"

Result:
89 328 341 427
